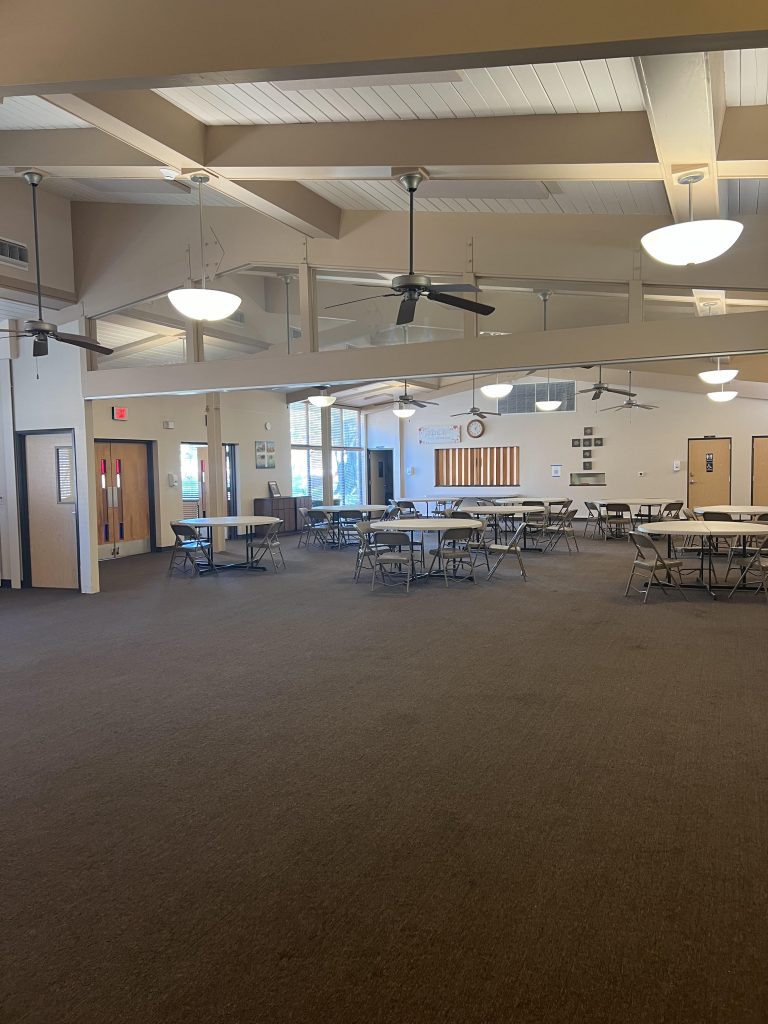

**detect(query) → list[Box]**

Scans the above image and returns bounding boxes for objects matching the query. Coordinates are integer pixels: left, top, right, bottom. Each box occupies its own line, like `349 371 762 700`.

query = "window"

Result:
290 401 324 501
55 446 75 503
498 381 575 414
331 406 364 504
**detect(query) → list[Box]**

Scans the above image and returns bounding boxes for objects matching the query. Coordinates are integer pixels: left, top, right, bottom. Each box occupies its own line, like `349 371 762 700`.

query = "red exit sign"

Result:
112 406 128 421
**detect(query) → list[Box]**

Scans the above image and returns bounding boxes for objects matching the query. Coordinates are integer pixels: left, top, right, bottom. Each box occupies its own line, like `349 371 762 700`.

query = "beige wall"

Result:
369 380 768 509
0 178 75 297
91 390 292 547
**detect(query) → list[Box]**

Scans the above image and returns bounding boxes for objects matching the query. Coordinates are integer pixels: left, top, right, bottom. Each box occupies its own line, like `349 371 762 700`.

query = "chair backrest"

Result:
630 530 663 561
342 509 363 523
307 509 329 525
757 513 768 523
396 500 416 512
447 509 473 519
172 522 201 542
440 527 473 545
702 511 732 521
681 507 698 520
562 508 578 527
584 500 596 514
607 503 631 515
662 501 683 518
522 500 542 506
373 530 412 550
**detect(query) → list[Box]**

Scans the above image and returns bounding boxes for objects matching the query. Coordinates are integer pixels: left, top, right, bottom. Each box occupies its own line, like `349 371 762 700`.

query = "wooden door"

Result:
753 437 768 504
25 432 79 589
94 441 151 559
688 437 731 508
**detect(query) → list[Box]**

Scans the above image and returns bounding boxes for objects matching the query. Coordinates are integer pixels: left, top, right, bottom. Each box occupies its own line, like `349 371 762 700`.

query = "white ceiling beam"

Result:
207 112 659 181
41 91 342 238
635 52 725 220
81 310 768 399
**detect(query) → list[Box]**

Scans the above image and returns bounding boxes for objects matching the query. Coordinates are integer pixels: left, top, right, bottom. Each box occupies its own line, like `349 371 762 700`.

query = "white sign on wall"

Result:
418 425 461 445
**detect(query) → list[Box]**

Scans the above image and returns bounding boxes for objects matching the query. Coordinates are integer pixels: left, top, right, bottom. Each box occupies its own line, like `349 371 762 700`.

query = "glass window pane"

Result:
202 266 300 361
290 403 308 445
307 404 322 446
332 449 363 505
477 279 628 336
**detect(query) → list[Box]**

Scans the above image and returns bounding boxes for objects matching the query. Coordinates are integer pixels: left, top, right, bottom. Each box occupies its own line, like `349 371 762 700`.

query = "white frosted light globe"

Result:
641 220 743 266
480 382 513 399
698 368 738 385
392 404 415 418
535 400 562 412
706 390 738 403
308 394 336 408
168 288 241 321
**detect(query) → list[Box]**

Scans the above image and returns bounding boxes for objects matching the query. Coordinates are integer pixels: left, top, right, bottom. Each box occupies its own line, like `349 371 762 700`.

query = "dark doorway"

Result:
368 449 394 504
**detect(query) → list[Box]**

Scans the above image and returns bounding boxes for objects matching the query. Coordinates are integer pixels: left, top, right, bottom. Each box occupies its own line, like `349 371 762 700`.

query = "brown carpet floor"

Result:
2 534 768 1023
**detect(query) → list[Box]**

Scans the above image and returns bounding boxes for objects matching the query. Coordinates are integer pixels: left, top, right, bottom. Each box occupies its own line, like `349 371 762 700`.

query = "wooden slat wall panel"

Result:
435 446 520 487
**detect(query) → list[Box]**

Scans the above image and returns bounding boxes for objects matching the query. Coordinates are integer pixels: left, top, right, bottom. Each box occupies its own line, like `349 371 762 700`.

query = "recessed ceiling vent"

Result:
0 237 28 268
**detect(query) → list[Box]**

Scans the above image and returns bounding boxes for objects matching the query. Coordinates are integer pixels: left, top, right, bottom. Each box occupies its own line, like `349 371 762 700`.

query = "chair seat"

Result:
376 553 412 565
488 543 521 553
635 557 683 569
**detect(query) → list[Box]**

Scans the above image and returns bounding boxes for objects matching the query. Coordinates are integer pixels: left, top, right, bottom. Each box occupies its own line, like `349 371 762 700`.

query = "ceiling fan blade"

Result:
600 404 625 412
32 336 48 357
396 296 418 326
601 386 636 397
637 404 658 410
53 332 114 355
577 386 597 394
481 410 502 416
430 283 480 293
426 291 495 316
451 412 469 418
324 293 397 310
591 390 601 400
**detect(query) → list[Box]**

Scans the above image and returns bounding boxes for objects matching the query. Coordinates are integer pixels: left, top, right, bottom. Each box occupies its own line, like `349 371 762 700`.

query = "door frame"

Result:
95 438 158 552
367 448 393 503
753 436 768 503
687 436 732 507
16 427 81 590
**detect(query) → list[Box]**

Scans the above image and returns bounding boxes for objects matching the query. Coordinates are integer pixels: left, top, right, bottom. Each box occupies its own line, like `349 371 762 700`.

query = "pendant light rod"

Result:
191 173 210 289
23 171 44 320
677 172 703 223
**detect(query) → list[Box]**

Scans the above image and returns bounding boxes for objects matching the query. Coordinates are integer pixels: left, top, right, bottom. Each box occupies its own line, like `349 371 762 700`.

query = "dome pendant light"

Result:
480 374 513 399
534 291 561 411
168 174 241 321
699 356 738 386
308 385 336 408
393 402 416 419
641 173 743 266
707 383 738 403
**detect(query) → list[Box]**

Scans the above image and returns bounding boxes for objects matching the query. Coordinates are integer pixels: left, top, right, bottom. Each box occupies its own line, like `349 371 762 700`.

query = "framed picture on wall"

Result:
583 461 592 470
268 480 281 497
583 426 594 436
255 440 267 468
594 437 604 447
571 438 581 447
582 448 592 459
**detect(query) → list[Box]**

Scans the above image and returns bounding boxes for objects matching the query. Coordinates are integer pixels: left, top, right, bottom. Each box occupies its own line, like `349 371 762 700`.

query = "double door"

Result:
95 441 151 559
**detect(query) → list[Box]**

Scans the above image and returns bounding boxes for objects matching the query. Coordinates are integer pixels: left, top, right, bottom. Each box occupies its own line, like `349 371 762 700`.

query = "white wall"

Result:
11 327 99 592
91 389 291 547
368 381 768 509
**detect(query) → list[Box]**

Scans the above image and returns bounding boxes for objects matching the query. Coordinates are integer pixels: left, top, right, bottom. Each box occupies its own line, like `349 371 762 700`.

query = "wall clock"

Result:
467 418 485 439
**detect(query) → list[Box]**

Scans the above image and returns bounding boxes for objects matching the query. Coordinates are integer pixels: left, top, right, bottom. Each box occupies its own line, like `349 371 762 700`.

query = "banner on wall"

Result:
418 425 461 446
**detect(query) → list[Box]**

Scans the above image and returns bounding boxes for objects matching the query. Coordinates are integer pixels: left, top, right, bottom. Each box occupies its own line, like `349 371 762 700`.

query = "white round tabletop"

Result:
638 521 768 538
312 504 387 513
694 505 768 517
598 499 674 507
180 516 280 527
485 505 547 514
370 518 472 532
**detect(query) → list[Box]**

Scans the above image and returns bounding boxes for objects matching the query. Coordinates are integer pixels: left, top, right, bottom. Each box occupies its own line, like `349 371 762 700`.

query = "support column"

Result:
298 262 316 355
321 403 333 504
205 391 226 551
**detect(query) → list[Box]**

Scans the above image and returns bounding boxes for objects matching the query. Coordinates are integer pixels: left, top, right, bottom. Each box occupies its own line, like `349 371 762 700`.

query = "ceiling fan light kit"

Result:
393 402 416 418
168 174 241 322
451 374 503 420
640 173 743 266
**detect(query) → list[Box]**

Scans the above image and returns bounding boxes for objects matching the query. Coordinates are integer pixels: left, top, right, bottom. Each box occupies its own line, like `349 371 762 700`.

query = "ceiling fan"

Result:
324 171 495 326
578 366 636 401
601 371 657 412
393 379 439 409
451 374 502 419
0 172 113 358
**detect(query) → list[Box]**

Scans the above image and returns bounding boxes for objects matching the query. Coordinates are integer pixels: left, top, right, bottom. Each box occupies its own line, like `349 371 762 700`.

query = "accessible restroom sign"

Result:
706 452 714 473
